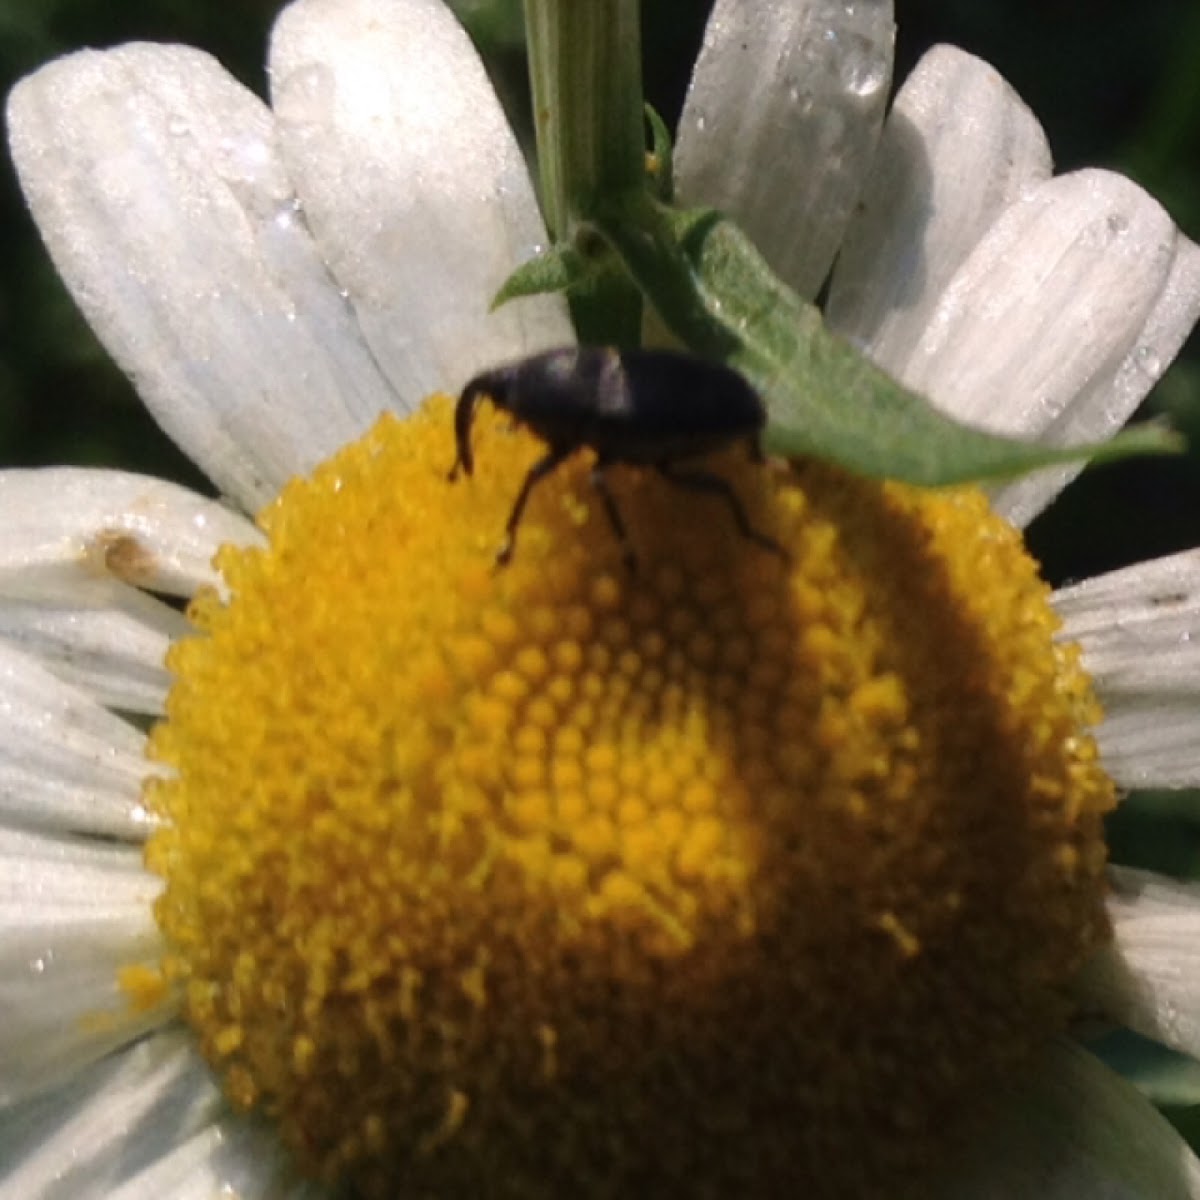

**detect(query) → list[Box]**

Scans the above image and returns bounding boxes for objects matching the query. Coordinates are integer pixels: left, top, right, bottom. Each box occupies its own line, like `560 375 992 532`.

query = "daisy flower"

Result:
2 0 1199 1196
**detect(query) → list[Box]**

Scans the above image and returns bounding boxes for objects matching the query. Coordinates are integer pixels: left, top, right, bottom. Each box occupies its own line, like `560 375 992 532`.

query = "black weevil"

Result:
448 346 786 569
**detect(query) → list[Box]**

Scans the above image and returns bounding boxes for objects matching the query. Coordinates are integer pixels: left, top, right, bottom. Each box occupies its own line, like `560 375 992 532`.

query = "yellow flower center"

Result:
143 395 1114 1196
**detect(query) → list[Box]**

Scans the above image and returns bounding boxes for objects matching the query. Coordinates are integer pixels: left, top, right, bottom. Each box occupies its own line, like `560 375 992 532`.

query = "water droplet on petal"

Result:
838 34 889 98
1135 344 1162 378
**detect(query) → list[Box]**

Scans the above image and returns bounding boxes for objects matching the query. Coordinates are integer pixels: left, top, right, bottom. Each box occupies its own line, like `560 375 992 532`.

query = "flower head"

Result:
2 1 1200 1198
142 397 1114 1192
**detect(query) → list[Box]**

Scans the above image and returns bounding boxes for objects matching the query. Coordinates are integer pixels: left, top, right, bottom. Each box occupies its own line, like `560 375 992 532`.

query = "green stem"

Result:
523 0 646 240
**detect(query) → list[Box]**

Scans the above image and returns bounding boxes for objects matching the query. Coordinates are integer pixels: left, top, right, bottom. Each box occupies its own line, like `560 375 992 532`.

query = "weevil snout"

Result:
447 378 491 481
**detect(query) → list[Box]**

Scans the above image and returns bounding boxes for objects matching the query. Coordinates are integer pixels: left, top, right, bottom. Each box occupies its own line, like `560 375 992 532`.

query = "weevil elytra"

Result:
448 346 787 569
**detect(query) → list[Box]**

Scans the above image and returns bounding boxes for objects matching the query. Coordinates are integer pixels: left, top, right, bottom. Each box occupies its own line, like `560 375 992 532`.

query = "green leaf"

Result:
492 237 642 347
443 0 525 49
592 193 1183 486
490 243 587 308
643 103 674 202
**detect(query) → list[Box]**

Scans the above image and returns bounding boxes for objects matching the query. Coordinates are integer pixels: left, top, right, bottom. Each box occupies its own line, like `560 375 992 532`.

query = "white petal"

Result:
8 46 403 512
0 601 174 715
0 640 153 839
0 825 153 905
1077 867 1200 1066
827 45 1052 368
269 0 572 404
1093 697 1200 789
0 468 257 601
675 0 895 300
993 229 1200 527
0 1029 227 1199
901 169 1175 407
941 1037 1200 1199
1056 550 1200 690
107 1117 317 1200
1054 551 1200 787
0 826 171 1105
895 169 1200 528
0 467 243 710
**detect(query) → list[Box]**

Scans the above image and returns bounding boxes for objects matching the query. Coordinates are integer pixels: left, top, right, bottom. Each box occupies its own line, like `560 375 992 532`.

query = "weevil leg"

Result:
589 464 637 572
656 462 788 560
496 447 572 566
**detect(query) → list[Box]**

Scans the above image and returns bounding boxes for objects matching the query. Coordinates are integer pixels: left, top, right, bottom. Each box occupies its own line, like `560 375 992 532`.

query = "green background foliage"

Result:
1 0 1199 1118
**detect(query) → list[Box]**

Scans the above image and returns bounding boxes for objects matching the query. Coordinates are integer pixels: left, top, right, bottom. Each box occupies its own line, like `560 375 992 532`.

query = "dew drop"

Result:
1135 344 1162 378
837 34 889 98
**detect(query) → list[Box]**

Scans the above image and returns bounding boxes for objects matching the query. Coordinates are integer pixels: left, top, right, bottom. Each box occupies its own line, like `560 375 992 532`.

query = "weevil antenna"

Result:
448 380 488 480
